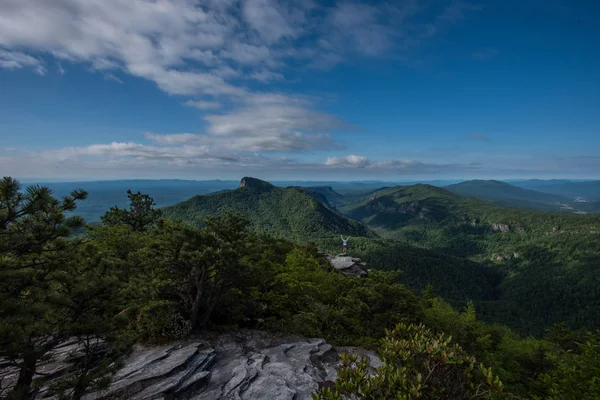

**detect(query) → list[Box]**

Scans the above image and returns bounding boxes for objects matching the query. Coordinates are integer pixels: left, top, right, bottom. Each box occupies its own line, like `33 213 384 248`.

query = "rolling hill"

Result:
162 177 374 241
444 179 570 211
336 182 600 335
339 184 477 232
510 180 600 200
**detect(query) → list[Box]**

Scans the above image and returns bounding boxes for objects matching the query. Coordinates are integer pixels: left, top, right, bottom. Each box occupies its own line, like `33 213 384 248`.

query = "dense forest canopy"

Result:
1 176 599 399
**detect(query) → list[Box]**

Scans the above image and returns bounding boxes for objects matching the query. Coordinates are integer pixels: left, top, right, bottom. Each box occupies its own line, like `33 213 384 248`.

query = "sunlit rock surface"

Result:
1 331 381 400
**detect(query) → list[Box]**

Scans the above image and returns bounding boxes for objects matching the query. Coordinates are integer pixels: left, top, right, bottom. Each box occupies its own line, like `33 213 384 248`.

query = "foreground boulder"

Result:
1 331 381 400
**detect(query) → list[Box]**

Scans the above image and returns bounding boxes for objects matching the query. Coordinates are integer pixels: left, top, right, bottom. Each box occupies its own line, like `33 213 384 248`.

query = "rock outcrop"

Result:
490 223 525 233
1 331 382 400
238 177 275 191
325 254 368 278
491 223 511 232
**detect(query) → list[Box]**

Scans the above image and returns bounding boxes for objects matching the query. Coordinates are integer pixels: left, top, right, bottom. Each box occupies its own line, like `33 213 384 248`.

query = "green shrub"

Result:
314 323 506 400
136 301 192 343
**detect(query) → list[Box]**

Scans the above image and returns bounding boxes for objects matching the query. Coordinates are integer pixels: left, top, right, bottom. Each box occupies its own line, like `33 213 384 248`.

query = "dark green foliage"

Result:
238 246 422 346
101 189 162 231
314 323 505 400
0 177 129 400
534 328 600 400
135 301 192 342
144 213 252 330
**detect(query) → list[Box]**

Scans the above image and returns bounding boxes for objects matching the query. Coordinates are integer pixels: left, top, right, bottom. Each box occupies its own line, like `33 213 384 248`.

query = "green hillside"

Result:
339 183 600 335
162 177 373 241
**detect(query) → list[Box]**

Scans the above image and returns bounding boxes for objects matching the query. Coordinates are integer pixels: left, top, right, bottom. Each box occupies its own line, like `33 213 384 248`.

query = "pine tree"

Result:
101 190 161 231
0 178 130 399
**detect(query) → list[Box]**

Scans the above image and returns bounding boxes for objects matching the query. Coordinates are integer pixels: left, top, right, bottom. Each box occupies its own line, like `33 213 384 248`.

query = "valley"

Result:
161 177 600 337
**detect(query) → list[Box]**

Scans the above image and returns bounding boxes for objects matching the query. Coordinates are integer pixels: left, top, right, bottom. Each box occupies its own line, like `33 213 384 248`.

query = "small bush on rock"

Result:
314 323 505 400
136 301 192 343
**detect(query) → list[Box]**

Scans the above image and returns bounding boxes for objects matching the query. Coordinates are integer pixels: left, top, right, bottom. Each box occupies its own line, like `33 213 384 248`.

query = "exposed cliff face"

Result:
491 223 525 233
491 223 511 232
0 331 382 400
239 177 276 191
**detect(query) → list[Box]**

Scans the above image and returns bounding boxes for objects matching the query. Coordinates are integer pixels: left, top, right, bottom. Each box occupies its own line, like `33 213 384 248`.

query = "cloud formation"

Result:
0 0 476 93
325 154 371 168
0 0 484 178
0 49 45 75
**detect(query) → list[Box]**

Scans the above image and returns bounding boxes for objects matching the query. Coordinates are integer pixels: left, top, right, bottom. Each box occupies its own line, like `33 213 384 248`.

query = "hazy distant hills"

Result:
40 179 239 221
445 180 571 211
512 180 600 200
28 178 600 222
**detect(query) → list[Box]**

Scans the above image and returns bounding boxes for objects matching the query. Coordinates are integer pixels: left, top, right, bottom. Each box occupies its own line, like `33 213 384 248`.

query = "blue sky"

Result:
0 0 599 181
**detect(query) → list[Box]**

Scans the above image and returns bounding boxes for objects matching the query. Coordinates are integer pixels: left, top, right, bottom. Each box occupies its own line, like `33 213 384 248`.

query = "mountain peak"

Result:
239 177 275 191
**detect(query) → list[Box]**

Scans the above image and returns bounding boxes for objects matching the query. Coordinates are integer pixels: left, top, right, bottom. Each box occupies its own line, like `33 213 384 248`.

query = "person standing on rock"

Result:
340 236 350 254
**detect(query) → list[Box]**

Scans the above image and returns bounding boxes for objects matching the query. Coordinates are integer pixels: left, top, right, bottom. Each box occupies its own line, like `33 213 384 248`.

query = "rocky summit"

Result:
0 331 381 400
325 254 369 278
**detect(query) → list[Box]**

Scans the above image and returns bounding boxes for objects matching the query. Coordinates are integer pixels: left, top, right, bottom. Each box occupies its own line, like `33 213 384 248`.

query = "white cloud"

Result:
325 154 370 168
184 100 222 110
104 73 123 83
202 93 353 150
0 0 476 88
0 49 45 74
242 0 298 44
221 42 272 65
250 69 285 82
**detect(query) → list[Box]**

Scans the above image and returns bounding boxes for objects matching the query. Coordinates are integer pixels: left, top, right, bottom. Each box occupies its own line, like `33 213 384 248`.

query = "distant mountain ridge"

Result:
513 180 600 200
444 180 569 211
339 184 464 231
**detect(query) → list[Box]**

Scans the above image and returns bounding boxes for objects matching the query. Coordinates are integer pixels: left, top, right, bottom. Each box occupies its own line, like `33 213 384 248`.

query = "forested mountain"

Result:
445 180 570 211
162 179 501 305
2 177 599 400
162 177 374 241
338 183 600 336
161 178 600 336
